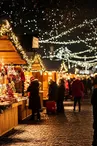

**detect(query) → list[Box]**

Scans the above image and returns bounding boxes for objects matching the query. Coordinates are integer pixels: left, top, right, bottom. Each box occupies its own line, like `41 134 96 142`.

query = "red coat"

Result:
72 79 84 97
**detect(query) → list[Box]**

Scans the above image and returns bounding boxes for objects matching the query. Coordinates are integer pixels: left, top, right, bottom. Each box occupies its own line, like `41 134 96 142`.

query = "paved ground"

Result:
0 100 93 146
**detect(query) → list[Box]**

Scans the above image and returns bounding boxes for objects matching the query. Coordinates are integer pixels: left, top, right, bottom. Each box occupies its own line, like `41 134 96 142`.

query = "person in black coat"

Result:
27 79 41 121
91 77 97 146
57 78 65 113
48 79 58 102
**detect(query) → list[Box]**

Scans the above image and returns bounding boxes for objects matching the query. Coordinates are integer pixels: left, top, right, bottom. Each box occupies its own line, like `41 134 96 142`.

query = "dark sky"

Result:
0 0 97 68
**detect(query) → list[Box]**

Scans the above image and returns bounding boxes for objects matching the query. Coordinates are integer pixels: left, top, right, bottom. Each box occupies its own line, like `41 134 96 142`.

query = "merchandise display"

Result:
0 64 26 113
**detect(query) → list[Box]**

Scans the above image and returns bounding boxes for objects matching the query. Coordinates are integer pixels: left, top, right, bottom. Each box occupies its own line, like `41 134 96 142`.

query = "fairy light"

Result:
39 17 97 69
39 18 97 42
27 54 46 71
60 61 68 72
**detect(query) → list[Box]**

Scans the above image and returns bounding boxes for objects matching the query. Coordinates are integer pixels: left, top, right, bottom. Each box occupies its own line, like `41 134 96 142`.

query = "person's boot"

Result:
73 107 75 112
37 112 41 121
30 113 35 120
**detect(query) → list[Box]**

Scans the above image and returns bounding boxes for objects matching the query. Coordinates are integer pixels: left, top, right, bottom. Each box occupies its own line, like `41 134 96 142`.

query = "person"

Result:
91 77 97 146
71 78 84 112
48 79 58 102
57 78 65 113
27 78 41 121
20 69 25 96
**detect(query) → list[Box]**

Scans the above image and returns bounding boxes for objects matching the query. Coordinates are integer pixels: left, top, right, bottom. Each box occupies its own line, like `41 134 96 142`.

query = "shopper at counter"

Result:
18 69 25 96
27 78 41 121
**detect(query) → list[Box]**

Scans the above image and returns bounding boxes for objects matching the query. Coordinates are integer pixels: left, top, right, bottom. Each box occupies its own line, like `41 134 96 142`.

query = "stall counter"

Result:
0 102 18 136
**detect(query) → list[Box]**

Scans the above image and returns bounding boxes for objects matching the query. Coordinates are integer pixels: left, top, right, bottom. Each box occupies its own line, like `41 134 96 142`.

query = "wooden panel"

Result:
26 106 32 117
0 52 21 57
0 40 16 51
32 64 42 70
0 104 18 136
0 35 9 39
18 99 32 121
2 59 26 65
0 52 26 64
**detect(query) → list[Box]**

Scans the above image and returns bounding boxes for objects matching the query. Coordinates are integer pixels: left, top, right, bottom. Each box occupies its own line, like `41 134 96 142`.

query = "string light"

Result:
40 17 97 69
27 54 46 71
39 18 97 42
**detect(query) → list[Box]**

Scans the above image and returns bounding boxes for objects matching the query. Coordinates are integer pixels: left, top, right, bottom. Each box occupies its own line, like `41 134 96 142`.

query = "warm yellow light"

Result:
48 72 52 76
44 72 47 75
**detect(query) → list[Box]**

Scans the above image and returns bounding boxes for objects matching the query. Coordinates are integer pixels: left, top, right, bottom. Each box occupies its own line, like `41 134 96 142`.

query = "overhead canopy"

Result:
0 20 29 65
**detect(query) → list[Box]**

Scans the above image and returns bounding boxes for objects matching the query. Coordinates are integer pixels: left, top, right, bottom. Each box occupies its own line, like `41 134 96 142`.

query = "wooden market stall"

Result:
25 54 69 101
42 59 68 100
25 54 64 101
25 53 46 108
0 20 31 136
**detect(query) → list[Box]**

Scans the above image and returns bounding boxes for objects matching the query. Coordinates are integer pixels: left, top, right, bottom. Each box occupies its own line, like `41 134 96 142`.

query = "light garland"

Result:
60 61 68 72
40 17 97 69
39 18 97 42
43 45 97 69
27 53 46 72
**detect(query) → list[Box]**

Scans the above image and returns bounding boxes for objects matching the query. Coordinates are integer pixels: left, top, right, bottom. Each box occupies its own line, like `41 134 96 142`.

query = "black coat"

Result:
57 84 65 102
48 81 58 101
27 80 41 112
91 87 97 107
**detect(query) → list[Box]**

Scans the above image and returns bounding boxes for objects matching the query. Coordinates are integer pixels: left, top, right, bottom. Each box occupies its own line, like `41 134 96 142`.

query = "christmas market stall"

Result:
0 20 31 136
25 53 46 109
42 59 67 100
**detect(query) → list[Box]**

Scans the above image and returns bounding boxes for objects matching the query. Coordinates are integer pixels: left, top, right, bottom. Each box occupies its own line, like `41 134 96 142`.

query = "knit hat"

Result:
30 76 35 82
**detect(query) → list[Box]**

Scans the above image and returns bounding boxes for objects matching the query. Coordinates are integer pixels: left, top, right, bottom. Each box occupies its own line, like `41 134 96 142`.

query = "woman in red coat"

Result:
72 78 84 112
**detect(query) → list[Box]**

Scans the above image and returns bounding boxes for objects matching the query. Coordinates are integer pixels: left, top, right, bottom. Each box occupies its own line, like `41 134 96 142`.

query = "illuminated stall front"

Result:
0 20 31 136
25 53 46 108
42 59 68 100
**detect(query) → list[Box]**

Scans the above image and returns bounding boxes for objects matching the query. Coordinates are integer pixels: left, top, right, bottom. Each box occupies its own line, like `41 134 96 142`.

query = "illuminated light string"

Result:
25 54 46 72
51 46 97 60
73 37 97 54
40 17 97 68
39 37 97 44
70 54 97 59
69 58 97 66
39 18 97 42
43 44 97 68
60 61 68 72
68 59 97 68
90 22 97 36
55 46 93 56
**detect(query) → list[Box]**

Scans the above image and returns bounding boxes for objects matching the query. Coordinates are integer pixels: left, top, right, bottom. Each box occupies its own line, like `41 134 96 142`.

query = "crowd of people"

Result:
48 77 85 113
26 75 97 146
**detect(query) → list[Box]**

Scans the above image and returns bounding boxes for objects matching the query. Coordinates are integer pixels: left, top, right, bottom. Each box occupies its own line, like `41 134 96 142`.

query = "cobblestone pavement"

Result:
0 100 93 146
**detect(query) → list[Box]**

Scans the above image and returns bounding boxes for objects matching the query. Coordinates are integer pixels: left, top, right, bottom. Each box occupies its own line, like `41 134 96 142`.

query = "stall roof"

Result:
31 53 46 71
59 61 68 72
0 20 28 65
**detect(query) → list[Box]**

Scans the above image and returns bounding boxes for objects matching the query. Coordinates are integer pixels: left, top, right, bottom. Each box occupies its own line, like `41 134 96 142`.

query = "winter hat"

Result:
30 76 35 82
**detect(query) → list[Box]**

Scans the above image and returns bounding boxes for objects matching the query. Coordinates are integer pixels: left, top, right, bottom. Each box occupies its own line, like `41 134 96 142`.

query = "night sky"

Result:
0 0 97 68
